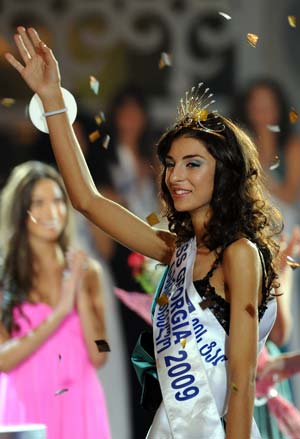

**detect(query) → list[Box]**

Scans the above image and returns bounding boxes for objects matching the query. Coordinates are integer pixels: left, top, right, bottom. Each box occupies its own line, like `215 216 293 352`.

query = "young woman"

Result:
0 161 110 439
5 27 282 438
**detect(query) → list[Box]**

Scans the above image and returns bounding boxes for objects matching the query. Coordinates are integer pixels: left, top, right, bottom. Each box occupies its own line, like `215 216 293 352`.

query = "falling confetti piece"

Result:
231 382 238 392
95 339 111 352
289 109 298 124
89 130 100 143
159 52 172 69
199 298 214 310
269 155 280 171
287 256 300 270
95 111 105 126
245 304 256 318
156 293 169 306
1 98 15 107
288 16 297 28
55 388 68 395
146 212 160 226
247 33 259 48
102 134 110 149
218 12 232 20
89 75 100 95
267 124 280 133
180 338 187 348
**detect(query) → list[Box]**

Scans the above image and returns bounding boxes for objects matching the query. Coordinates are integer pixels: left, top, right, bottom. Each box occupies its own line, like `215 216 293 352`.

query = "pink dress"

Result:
0 303 111 439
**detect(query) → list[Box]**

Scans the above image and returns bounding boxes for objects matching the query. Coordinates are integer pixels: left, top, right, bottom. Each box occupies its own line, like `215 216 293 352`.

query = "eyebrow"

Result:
165 154 206 160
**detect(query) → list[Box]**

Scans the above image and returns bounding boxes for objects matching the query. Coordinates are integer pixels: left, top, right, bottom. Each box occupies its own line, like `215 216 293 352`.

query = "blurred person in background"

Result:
233 78 300 235
0 161 110 439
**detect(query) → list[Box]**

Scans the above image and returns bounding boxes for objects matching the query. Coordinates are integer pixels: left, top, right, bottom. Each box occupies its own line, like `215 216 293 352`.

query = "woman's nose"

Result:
169 165 185 183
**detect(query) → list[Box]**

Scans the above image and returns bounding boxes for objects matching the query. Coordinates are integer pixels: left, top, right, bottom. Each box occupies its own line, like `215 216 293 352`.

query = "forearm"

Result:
0 309 65 372
40 89 98 211
225 381 255 439
76 299 107 368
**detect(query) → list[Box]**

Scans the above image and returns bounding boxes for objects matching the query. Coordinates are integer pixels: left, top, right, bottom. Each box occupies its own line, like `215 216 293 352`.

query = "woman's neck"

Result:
29 239 64 271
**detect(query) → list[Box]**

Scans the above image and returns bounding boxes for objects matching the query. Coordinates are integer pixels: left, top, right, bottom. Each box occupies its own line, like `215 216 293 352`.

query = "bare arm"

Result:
5 27 174 264
76 259 108 368
223 239 260 439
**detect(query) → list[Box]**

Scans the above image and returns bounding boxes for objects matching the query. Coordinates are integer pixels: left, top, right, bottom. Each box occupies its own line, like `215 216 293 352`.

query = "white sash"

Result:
150 238 276 439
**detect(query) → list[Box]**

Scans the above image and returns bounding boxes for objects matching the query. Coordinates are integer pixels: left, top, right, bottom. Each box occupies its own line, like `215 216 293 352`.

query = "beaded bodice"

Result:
193 252 269 335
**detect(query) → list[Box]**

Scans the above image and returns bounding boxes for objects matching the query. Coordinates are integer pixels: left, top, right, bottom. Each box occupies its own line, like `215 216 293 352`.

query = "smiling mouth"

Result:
172 189 191 197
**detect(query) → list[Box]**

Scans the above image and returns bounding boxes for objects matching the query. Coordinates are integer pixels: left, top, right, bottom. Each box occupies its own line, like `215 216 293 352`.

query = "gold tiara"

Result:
173 83 225 137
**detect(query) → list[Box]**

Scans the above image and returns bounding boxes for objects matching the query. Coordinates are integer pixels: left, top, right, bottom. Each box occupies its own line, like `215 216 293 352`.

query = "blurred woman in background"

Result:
0 161 110 439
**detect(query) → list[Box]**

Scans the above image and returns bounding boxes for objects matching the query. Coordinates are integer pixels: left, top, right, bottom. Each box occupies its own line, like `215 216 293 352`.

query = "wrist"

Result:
39 86 65 110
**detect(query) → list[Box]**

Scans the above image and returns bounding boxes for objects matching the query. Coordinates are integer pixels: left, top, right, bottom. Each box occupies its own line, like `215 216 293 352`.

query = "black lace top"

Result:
193 250 270 335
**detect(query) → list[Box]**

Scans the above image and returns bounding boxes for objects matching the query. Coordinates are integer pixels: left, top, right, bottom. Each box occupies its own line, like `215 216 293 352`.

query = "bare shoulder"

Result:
223 238 259 263
223 238 261 286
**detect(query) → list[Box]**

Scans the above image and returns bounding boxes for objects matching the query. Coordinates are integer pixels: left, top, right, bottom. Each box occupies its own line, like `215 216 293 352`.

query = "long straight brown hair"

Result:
0 161 73 333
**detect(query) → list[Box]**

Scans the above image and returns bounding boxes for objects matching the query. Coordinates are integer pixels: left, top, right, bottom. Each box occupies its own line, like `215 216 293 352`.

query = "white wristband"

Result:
28 88 77 133
44 108 67 117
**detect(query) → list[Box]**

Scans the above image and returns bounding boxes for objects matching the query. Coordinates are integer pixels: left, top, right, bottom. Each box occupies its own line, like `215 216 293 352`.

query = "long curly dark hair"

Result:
0 161 73 334
157 116 283 296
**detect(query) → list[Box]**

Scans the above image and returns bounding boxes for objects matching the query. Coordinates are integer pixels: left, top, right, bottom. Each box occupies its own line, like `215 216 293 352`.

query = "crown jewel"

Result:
174 83 225 137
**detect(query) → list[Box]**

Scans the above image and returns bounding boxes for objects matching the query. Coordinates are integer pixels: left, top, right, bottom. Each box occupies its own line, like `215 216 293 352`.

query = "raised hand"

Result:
5 27 61 98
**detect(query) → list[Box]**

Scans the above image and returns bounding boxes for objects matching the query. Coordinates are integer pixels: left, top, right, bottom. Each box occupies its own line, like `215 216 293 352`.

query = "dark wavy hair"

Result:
157 116 283 295
0 161 73 334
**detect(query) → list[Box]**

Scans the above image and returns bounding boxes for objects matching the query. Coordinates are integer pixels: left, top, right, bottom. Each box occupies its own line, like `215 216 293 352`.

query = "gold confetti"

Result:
287 256 300 270
247 33 259 48
146 212 160 226
199 298 214 310
218 12 232 20
245 304 256 318
288 16 297 28
55 388 69 395
157 293 169 306
231 382 238 392
159 52 172 69
1 98 15 107
89 75 100 95
267 124 280 133
102 134 110 149
95 111 105 126
289 108 298 124
180 338 187 348
269 155 280 171
89 130 100 143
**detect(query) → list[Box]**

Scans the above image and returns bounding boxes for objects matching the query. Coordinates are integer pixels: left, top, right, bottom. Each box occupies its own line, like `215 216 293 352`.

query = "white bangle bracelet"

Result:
44 108 67 117
28 88 77 133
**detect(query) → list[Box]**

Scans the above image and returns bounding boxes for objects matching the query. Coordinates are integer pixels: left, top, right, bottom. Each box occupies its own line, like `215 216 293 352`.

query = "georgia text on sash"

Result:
155 242 227 403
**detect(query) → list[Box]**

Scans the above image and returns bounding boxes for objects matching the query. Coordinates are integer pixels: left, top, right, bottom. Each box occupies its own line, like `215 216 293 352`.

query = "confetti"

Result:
55 388 69 396
269 155 280 171
267 124 280 133
180 338 187 348
156 293 169 306
247 33 259 48
287 256 300 270
95 111 105 126
102 134 110 149
146 212 160 226
1 98 15 107
245 304 256 318
199 298 214 310
289 109 298 124
159 52 172 69
288 16 297 28
89 75 100 95
95 339 111 352
218 12 232 20
231 382 238 392
89 130 100 143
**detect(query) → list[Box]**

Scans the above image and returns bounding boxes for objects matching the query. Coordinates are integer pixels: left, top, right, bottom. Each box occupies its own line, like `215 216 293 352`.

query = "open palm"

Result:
5 26 61 97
